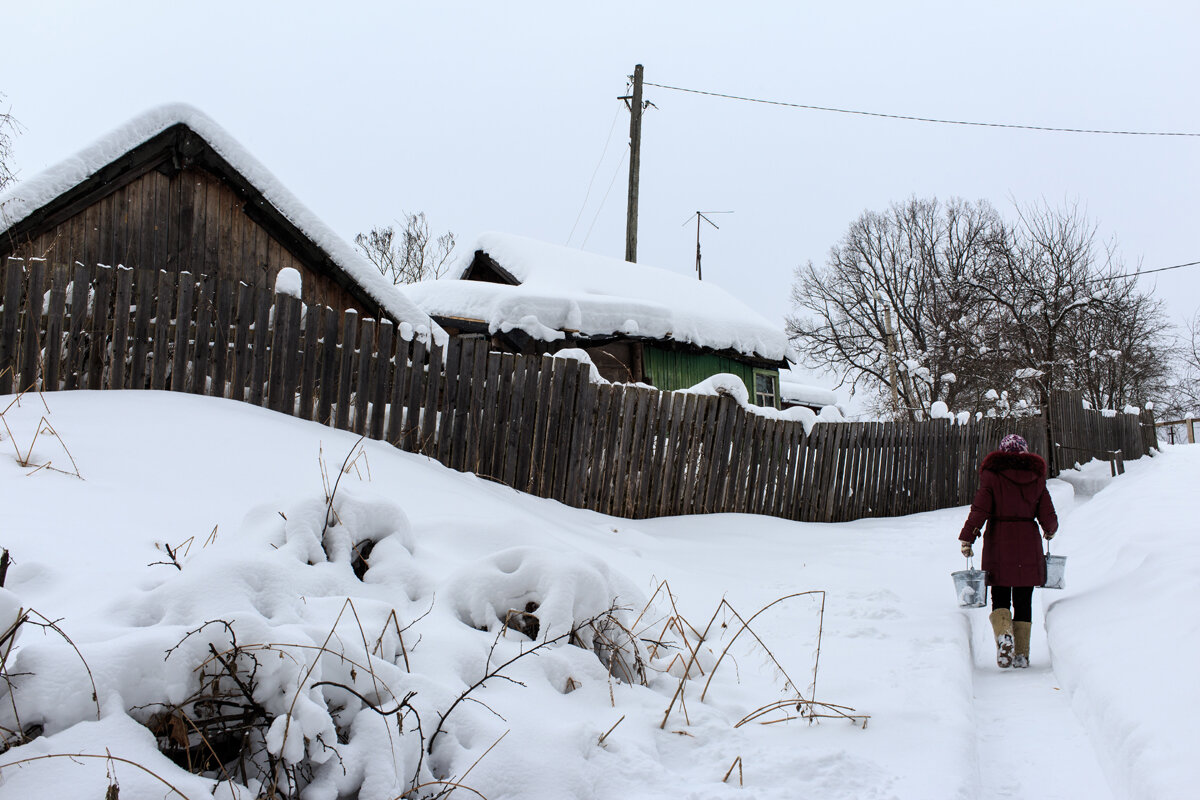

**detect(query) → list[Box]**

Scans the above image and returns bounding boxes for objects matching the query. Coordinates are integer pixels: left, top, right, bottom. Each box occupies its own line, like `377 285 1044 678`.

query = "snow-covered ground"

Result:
0 390 1194 799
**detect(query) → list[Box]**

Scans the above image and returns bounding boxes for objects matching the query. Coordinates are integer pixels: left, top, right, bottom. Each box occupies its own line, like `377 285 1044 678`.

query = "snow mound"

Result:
444 546 643 643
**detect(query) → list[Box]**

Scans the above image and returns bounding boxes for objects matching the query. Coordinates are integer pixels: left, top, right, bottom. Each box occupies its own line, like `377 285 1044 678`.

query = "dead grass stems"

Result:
639 584 868 731
0 382 82 479
319 436 370 538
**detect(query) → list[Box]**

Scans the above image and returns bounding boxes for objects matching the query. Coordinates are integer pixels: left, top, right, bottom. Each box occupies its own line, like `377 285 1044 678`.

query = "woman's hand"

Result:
1044 529 1056 541
960 541 974 557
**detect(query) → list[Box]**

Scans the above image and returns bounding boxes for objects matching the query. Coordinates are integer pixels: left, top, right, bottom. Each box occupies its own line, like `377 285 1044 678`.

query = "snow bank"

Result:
1043 446 1200 800
0 103 439 343
409 232 787 362
0 389 1191 798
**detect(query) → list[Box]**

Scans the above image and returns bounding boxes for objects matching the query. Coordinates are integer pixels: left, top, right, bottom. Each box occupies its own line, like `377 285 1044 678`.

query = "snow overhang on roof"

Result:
410 232 788 363
0 103 441 342
780 380 838 409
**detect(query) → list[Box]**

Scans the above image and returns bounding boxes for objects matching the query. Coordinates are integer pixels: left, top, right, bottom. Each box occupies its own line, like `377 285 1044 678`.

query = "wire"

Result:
1083 259 1200 285
567 102 624 246
644 81 1200 138
581 149 628 249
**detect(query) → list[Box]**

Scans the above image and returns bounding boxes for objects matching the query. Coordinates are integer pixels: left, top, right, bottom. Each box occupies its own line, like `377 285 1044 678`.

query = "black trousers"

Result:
992 586 1033 623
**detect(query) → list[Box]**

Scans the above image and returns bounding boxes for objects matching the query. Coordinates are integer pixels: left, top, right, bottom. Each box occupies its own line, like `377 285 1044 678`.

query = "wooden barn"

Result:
407 232 791 407
0 104 434 332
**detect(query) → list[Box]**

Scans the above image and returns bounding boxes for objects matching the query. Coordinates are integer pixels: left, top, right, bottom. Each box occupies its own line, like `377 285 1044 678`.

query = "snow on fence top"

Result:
407 232 789 363
0 103 440 341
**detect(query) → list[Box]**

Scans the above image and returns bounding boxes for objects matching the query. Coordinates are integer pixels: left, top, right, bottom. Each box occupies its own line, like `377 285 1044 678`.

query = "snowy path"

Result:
968 502 1112 800
969 607 1112 798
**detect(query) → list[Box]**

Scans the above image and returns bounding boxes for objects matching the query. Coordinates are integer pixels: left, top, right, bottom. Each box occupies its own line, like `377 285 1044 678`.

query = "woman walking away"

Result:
959 434 1058 668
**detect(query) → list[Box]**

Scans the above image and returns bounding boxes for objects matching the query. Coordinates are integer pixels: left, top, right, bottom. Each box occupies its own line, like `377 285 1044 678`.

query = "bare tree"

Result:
971 201 1122 417
1058 281 1175 411
354 211 456 285
1156 310 1200 420
787 197 1006 419
789 198 1172 423
0 93 21 193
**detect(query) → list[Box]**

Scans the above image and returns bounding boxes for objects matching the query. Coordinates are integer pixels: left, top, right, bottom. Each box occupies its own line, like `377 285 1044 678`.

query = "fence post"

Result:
0 258 24 395
18 259 45 394
109 267 134 390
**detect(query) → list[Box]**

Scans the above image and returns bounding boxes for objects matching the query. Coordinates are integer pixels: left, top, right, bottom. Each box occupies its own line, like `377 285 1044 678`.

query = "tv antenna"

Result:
682 211 733 280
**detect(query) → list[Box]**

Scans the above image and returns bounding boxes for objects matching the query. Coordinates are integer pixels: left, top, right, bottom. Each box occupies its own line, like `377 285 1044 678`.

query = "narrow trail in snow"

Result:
967 495 1111 799
969 599 1111 799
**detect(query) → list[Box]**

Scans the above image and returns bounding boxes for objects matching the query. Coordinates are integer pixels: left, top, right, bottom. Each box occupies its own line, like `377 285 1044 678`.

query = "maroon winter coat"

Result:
958 451 1059 587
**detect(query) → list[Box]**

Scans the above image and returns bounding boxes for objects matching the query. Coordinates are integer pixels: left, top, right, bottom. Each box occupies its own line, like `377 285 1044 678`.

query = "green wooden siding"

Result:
642 345 779 408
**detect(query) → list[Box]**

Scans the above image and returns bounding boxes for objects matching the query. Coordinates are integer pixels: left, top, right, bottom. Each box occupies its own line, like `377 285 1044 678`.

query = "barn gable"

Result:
0 104 437 337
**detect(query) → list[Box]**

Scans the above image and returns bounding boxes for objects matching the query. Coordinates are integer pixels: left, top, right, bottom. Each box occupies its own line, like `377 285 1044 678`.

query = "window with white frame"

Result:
753 371 779 408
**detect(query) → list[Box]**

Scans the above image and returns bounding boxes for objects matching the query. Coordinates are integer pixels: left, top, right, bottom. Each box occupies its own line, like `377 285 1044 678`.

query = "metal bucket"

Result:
1044 554 1067 590
952 566 989 608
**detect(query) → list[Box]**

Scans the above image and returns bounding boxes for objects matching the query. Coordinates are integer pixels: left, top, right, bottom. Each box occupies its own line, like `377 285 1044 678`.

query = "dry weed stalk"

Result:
0 606 101 749
597 715 624 746
319 436 369 537
735 698 869 729
0 752 193 799
723 755 743 785
0 385 82 479
149 598 451 800
428 605 630 756
375 602 432 673
646 587 868 731
148 530 220 571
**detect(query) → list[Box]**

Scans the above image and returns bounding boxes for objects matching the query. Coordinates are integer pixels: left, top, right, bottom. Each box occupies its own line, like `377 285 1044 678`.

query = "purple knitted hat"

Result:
999 434 1028 453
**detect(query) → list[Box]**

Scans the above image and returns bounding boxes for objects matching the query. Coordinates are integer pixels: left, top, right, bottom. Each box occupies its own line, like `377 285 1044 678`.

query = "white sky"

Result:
4 1 1198 392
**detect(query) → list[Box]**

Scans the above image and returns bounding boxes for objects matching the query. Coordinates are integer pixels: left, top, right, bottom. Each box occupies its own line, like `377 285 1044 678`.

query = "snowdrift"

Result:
0 390 1194 798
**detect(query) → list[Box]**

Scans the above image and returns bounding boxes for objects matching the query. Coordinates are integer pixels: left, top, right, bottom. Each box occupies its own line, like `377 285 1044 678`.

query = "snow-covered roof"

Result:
407 232 788 363
0 103 440 341
780 380 838 409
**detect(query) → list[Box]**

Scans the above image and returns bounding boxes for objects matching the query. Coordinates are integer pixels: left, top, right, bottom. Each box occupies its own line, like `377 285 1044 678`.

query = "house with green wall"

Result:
405 232 792 408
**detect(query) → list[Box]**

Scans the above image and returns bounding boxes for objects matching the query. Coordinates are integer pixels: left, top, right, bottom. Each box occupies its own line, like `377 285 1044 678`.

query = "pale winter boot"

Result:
1013 621 1032 668
989 609 1015 668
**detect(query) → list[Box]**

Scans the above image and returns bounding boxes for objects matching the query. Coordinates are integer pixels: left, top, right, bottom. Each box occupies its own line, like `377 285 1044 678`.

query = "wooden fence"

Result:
0 259 1158 522
1049 388 1157 471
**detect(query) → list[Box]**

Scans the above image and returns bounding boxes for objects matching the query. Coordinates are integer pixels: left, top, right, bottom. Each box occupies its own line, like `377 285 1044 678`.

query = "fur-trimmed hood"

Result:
980 450 1047 482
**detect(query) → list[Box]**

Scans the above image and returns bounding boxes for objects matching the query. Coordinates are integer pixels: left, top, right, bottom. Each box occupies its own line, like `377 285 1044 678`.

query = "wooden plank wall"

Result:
0 258 1159 522
0 166 364 316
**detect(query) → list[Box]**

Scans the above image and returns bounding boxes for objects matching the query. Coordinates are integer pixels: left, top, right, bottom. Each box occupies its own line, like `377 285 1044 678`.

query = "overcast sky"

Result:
4 1 1198 393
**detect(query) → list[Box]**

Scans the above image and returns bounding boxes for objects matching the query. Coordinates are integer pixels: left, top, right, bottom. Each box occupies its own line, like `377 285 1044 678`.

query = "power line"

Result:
644 81 1200 138
1084 258 1200 285
567 101 623 247
581 149 628 249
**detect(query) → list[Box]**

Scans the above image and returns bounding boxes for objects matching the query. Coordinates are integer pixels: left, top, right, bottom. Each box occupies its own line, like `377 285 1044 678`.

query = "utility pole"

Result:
883 304 918 421
621 64 645 263
682 211 732 280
